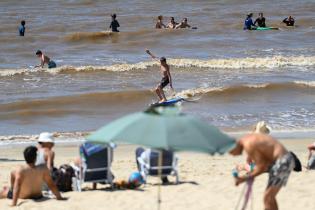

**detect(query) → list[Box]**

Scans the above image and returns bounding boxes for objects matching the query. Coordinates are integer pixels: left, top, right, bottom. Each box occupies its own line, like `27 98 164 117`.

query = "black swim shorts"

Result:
159 77 169 88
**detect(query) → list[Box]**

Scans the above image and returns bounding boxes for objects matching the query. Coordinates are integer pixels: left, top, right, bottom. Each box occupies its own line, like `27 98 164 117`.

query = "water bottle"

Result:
232 169 238 178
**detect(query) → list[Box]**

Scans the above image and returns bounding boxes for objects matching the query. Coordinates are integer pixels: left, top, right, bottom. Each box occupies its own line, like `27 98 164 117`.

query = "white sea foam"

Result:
1 55 315 77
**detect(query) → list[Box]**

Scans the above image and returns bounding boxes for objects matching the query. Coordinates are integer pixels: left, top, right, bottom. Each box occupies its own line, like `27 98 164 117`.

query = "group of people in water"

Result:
155 16 192 29
17 12 297 70
244 12 295 30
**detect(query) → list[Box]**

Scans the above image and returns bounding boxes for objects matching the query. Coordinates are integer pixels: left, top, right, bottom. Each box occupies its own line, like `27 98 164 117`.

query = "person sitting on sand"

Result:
282 16 295 26
109 13 120 32
155 15 166 29
19 20 26 36
243 13 256 30
254 13 266 27
0 146 64 206
230 133 295 210
35 50 57 69
145 49 173 103
36 132 55 171
175 18 191 29
166 17 178 29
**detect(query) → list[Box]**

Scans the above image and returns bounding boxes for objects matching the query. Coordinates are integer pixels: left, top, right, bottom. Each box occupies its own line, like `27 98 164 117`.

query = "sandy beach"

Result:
1 139 315 210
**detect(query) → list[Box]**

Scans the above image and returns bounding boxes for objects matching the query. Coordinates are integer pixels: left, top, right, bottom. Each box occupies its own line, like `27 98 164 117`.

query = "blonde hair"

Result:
253 121 271 134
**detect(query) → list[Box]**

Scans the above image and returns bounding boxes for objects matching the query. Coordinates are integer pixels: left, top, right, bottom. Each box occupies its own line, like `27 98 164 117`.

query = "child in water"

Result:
35 50 57 69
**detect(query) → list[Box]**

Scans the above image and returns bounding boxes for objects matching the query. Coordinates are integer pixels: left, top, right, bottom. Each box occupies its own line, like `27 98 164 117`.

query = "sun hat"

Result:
254 121 271 134
38 132 54 143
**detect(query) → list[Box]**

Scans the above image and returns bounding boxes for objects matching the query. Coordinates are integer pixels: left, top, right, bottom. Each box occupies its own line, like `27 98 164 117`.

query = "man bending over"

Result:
230 133 295 210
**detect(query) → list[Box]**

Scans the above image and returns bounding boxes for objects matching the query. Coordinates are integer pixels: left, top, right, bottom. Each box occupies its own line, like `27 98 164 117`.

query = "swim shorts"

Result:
159 76 169 88
267 152 294 188
48 60 57 69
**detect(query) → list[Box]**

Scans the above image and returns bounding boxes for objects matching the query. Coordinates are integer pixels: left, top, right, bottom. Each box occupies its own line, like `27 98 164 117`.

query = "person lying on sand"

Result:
155 15 166 29
230 133 295 210
175 18 191 29
35 50 57 69
0 146 64 206
145 49 173 103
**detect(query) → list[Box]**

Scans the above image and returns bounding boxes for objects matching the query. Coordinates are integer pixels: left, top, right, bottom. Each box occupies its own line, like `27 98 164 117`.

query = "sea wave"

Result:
176 81 315 98
1 81 314 119
64 31 115 42
1 55 315 77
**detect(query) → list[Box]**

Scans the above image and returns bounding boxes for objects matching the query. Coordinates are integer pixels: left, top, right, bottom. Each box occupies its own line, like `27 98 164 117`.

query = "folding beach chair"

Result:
137 149 179 184
74 142 114 191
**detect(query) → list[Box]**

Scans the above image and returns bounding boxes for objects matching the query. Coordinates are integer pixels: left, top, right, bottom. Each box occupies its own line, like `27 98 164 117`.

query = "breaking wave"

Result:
1 55 315 77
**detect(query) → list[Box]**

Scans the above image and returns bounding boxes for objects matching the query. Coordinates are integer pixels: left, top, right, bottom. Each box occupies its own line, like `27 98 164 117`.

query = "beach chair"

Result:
74 142 114 191
137 149 179 184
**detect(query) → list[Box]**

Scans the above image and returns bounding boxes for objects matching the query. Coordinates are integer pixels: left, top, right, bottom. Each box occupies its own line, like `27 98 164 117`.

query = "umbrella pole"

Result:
157 150 163 210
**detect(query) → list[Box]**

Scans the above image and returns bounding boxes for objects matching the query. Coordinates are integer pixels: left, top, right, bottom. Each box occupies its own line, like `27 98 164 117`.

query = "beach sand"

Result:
1 139 315 210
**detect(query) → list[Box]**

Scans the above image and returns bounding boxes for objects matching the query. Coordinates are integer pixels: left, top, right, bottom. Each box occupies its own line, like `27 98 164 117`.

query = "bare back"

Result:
241 134 288 167
17 165 47 199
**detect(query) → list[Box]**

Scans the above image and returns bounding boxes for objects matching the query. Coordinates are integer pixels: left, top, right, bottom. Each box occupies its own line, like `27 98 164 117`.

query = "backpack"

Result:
289 151 302 172
52 164 75 192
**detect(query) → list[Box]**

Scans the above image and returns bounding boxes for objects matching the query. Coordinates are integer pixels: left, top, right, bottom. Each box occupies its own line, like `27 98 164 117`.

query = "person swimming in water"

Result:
254 13 266 27
109 13 120 32
175 18 191 29
243 13 256 30
282 16 295 26
35 50 57 69
166 17 178 29
155 15 166 29
19 20 26 36
145 49 173 103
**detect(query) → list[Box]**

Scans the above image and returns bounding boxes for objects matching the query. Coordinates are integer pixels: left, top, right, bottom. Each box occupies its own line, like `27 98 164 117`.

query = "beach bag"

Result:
52 164 75 192
289 151 302 172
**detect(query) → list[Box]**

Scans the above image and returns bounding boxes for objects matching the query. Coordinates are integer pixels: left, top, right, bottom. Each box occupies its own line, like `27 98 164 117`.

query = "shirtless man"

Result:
146 49 173 102
0 146 63 206
230 134 295 210
175 18 191 29
35 50 57 69
166 17 178 29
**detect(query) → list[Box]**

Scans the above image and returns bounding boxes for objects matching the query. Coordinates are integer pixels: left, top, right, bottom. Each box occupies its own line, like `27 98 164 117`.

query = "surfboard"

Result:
151 97 184 106
256 27 279 30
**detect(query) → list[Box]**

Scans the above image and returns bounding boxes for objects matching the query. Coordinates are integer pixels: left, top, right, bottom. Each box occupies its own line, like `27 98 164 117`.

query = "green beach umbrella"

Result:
87 107 235 154
86 106 235 210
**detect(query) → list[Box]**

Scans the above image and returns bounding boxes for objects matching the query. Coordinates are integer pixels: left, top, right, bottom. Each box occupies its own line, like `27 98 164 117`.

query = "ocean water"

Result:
1 0 315 136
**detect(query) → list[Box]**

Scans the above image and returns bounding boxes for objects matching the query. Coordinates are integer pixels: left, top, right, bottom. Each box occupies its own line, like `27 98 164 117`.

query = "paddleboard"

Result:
256 27 279 30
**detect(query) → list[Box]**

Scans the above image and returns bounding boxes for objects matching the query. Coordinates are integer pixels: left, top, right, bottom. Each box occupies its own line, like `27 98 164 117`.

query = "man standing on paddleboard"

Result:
146 49 173 103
